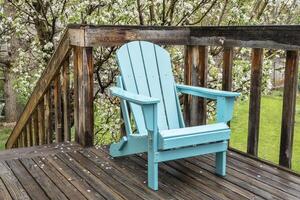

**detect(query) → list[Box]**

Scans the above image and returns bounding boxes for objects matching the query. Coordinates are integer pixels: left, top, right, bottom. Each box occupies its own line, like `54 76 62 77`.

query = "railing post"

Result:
184 45 207 126
222 47 233 91
279 50 299 168
62 59 71 142
74 46 94 147
247 48 263 156
73 47 80 143
44 90 52 144
54 76 63 143
184 46 192 126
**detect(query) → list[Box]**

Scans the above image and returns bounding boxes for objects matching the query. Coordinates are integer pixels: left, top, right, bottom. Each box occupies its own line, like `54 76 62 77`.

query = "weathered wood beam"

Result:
69 26 190 47
184 46 192 126
68 25 300 49
75 47 94 147
279 50 299 168
62 59 71 142
44 90 52 144
222 47 233 91
247 48 263 156
191 46 207 126
23 128 27 147
33 110 39 146
6 29 71 148
73 47 80 143
38 102 45 145
54 76 63 143
26 122 32 147
190 26 300 50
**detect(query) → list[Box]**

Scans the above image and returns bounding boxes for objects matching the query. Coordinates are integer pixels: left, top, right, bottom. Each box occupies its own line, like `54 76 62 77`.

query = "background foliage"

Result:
1 0 300 146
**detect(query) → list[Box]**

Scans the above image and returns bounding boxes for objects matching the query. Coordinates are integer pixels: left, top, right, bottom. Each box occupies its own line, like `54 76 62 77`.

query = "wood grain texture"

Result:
77 47 94 147
73 47 80 143
247 48 263 156
191 46 207 126
0 144 299 199
184 46 208 126
222 47 233 91
33 110 39 146
54 76 63 143
69 25 300 49
44 90 52 144
62 59 71 142
26 122 33 147
280 50 299 168
184 46 192 126
38 102 45 145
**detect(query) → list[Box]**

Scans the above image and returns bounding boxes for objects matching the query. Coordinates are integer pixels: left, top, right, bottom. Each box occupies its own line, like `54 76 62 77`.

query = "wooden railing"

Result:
6 25 300 170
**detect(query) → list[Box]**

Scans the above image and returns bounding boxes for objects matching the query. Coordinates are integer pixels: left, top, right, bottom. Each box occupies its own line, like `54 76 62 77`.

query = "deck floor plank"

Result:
67 151 143 200
195 155 297 200
228 151 300 185
0 161 30 200
5 159 49 200
91 148 181 200
84 149 172 200
0 143 300 200
0 177 12 200
56 152 124 200
31 156 87 200
46 155 104 200
20 157 68 200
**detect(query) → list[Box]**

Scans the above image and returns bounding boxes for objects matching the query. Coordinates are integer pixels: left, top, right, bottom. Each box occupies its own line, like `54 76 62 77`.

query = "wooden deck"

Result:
0 143 300 200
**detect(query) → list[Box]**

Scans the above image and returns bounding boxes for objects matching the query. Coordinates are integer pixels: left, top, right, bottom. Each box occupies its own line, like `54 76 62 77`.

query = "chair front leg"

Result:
148 132 158 190
143 104 159 190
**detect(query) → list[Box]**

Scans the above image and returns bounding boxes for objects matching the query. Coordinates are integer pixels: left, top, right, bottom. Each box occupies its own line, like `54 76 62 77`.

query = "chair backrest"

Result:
116 41 184 133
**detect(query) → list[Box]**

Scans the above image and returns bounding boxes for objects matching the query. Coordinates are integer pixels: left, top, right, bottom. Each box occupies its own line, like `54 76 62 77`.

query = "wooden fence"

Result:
5 25 300 169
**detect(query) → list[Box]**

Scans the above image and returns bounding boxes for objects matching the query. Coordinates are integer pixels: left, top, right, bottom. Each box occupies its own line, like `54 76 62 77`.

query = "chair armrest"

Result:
110 86 159 138
176 84 240 100
110 87 160 105
176 84 240 123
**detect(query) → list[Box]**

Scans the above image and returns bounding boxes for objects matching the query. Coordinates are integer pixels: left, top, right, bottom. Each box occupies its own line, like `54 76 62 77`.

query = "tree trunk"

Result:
4 65 18 122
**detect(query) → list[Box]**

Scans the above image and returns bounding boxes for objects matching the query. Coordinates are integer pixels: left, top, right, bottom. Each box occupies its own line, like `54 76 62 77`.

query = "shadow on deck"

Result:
0 143 300 200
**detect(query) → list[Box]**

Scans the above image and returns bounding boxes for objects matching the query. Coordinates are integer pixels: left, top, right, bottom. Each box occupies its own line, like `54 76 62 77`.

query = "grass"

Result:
230 91 300 172
0 127 12 149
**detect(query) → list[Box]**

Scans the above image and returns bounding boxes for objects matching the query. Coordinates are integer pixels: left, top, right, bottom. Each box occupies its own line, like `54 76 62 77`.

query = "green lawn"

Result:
0 127 12 149
230 92 300 172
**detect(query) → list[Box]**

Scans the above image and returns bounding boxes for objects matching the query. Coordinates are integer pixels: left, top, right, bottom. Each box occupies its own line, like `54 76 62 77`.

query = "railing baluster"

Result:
38 102 45 145
54 76 63 143
44 90 53 144
247 48 264 156
23 128 28 147
279 50 299 168
74 47 94 147
62 59 71 142
33 110 39 145
222 47 233 91
19 133 23 147
26 122 32 146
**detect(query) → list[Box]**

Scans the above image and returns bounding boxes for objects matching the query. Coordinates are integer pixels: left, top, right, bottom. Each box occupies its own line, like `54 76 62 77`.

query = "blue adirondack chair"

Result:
109 41 240 190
